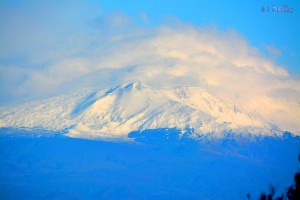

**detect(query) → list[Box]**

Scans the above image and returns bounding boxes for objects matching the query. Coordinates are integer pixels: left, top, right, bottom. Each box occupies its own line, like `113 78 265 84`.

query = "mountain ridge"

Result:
0 82 283 139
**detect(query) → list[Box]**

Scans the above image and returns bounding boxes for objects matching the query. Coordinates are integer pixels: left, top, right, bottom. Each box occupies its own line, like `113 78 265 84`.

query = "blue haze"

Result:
1 129 299 199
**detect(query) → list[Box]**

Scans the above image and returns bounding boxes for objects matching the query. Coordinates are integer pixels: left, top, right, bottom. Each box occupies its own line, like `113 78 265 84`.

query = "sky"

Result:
98 0 300 73
0 0 299 133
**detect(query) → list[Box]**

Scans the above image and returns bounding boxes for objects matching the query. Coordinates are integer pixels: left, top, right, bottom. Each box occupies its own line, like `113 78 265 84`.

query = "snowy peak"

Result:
122 82 148 91
162 86 263 128
0 82 282 139
104 82 148 96
71 82 147 116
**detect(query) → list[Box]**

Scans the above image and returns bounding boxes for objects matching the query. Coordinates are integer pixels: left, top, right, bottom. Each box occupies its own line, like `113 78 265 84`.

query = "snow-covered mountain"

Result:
0 82 282 139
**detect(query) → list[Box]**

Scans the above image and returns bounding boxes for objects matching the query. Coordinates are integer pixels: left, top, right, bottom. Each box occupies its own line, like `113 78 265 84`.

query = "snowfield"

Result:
0 82 282 139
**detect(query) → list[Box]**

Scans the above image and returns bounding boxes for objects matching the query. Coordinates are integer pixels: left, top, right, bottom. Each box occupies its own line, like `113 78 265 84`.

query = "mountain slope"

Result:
0 82 281 139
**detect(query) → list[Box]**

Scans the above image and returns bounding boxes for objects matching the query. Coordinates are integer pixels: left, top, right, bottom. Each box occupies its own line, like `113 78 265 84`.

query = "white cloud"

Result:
0 12 299 134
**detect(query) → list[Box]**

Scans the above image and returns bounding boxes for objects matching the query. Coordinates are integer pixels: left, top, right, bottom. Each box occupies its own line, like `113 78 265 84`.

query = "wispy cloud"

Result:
0 9 299 133
264 45 282 57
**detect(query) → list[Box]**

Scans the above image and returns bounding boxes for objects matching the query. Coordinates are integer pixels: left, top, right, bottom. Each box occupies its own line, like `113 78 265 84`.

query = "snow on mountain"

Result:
0 82 282 139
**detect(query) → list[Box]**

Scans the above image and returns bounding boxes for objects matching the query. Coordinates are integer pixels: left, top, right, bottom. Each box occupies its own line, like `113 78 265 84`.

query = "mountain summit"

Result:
0 82 281 139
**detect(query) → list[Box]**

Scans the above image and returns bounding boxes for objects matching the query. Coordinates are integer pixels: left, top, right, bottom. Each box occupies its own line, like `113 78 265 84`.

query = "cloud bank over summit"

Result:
0 11 299 133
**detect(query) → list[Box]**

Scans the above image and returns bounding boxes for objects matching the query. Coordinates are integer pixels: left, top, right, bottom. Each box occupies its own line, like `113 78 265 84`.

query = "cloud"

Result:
264 45 282 57
0 11 299 134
